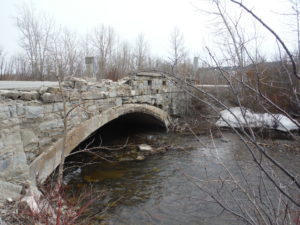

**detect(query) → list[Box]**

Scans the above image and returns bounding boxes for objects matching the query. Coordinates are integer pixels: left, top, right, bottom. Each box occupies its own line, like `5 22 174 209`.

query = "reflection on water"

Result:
65 132 300 225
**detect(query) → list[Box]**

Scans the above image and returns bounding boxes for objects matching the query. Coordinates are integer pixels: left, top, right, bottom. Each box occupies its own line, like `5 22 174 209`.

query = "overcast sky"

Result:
0 0 295 61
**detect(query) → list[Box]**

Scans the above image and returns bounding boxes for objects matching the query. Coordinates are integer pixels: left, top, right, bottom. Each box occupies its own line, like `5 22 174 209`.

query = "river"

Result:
63 124 300 225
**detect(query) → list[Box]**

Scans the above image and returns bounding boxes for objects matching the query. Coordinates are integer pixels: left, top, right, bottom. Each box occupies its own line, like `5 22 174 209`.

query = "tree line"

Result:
0 4 195 81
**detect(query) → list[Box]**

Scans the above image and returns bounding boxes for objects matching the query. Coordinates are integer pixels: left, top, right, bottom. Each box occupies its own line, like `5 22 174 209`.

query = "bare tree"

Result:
113 41 134 77
15 3 55 80
0 47 7 78
50 27 81 78
166 0 300 224
92 25 116 79
11 54 30 78
291 0 300 67
214 0 246 68
277 0 300 67
168 27 186 74
133 33 149 71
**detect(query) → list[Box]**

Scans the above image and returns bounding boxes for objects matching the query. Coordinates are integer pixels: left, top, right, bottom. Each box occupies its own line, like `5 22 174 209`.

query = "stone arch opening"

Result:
87 112 166 144
64 111 167 170
29 104 170 184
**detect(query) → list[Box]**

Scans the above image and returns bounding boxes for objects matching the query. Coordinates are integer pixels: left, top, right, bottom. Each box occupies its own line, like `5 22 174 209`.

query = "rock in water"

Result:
136 155 146 161
138 144 153 151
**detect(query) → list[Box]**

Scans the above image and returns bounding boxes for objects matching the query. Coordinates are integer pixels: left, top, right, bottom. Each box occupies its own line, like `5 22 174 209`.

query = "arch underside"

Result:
29 104 171 184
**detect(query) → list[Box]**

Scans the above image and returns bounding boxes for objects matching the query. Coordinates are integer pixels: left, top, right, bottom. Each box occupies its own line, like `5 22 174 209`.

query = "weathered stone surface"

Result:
0 118 19 128
43 104 53 114
0 121 29 184
63 76 88 90
16 103 24 116
0 104 19 119
108 89 117 97
0 90 40 101
81 91 107 100
39 119 63 131
0 153 9 171
52 102 64 112
68 91 81 100
8 105 17 117
21 129 38 147
21 91 39 101
39 86 48 95
116 98 122 106
0 181 22 203
0 90 21 100
41 93 60 103
0 106 10 119
46 86 60 94
87 104 97 113
39 137 52 147
24 106 44 118
0 73 187 202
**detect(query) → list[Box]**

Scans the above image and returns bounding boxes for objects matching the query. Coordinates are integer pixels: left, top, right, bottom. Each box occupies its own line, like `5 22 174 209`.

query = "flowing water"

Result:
64 125 300 225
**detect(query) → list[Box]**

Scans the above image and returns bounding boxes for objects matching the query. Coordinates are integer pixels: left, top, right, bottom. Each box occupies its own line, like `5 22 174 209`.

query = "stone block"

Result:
7 105 17 117
0 126 29 183
0 181 22 203
41 93 53 103
39 86 48 95
52 102 64 112
0 106 10 119
47 86 60 94
25 152 36 163
108 90 117 98
0 118 20 127
0 154 10 171
46 130 64 138
1 91 21 100
87 105 97 113
39 119 63 131
75 82 88 91
16 103 24 116
21 129 38 147
21 91 39 101
138 144 153 151
41 93 61 103
24 106 44 118
81 91 107 100
39 137 52 147
68 91 81 100
114 98 121 106
43 104 53 114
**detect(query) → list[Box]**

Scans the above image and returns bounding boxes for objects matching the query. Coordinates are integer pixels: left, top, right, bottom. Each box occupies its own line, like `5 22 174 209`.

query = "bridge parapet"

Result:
0 72 186 201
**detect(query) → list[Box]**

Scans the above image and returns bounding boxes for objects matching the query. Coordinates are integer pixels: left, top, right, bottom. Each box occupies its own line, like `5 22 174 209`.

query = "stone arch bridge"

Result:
0 72 187 201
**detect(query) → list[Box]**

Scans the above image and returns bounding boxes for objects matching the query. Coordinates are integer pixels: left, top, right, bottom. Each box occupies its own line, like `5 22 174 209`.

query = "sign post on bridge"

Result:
193 57 199 83
85 56 95 80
